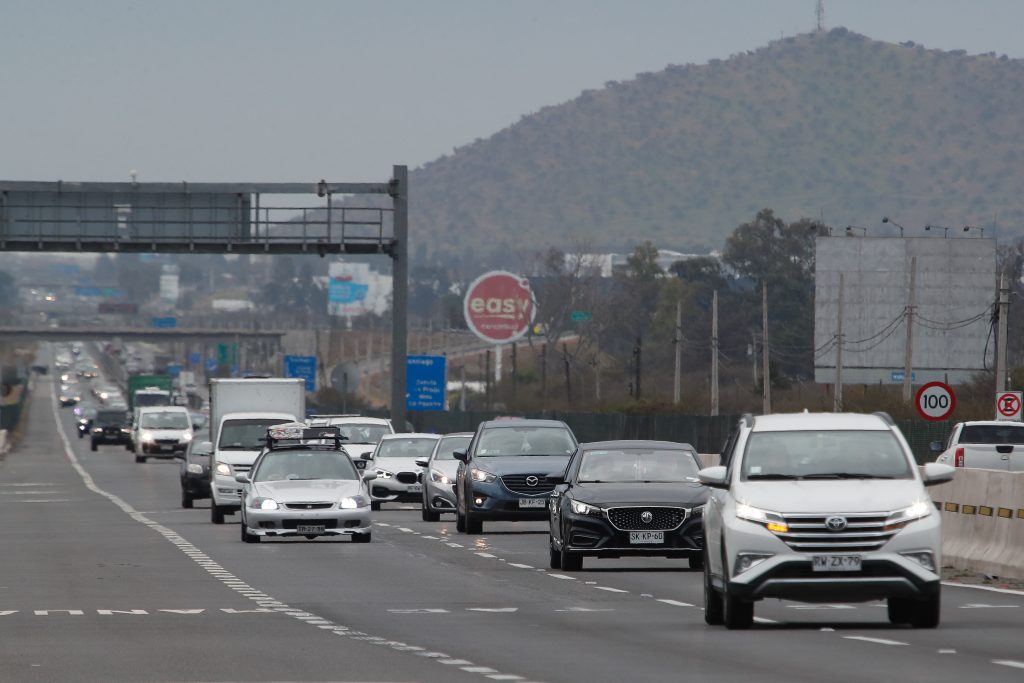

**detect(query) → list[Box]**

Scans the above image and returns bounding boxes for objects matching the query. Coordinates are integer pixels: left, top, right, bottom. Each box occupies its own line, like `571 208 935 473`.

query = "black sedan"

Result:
548 440 708 572
179 432 213 509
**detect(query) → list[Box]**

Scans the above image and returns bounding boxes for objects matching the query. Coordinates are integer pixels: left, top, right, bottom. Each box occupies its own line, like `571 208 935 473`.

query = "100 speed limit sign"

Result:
915 381 956 421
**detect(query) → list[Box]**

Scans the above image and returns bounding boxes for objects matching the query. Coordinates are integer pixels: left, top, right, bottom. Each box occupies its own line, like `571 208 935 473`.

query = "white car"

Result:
133 406 193 463
366 433 440 510
932 420 1024 471
700 411 953 630
306 415 395 464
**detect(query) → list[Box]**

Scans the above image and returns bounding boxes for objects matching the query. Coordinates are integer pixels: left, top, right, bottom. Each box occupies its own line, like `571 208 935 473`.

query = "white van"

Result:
133 406 193 464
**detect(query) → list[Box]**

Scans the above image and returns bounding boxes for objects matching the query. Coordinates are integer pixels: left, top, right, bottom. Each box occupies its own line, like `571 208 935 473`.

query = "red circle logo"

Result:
463 271 535 343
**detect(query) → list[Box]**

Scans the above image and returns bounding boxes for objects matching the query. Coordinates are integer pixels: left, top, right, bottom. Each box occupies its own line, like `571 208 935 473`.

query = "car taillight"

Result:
954 447 965 467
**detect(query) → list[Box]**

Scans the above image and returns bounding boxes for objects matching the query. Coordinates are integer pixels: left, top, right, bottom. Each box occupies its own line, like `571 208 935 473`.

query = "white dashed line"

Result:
593 586 628 593
993 660 1024 670
843 636 907 647
656 599 694 607
547 574 575 580
508 563 534 570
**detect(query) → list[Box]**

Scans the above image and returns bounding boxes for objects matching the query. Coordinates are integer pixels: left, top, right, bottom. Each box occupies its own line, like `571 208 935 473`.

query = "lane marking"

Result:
593 586 628 593
938 649 957 654
466 608 518 613
508 563 534 570
960 603 1019 609
753 617 778 624
843 636 907 646
942 581 1024 597
475 552 496 559
993 660 1024 670
656 599 694 607
547 574 575 581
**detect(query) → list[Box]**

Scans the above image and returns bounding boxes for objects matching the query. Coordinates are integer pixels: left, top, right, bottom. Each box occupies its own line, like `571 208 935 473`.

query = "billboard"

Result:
328 262 371 317
814 236 995 385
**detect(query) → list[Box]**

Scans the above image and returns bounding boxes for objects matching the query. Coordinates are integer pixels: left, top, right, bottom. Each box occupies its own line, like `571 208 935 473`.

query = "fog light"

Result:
473 496 485 507
900 551 936 572
733 552 773 576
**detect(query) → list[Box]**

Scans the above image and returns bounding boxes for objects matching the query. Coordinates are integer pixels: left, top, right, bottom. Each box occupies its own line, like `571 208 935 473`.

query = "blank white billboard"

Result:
814 236 995 385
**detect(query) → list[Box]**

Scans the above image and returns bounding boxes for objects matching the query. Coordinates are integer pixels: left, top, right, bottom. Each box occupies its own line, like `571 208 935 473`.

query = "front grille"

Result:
775 513 895 552
282 519 338 530
396 472 418 484
156 438 179 445
284 502 334 510
607 506 688 531
501 474 556 495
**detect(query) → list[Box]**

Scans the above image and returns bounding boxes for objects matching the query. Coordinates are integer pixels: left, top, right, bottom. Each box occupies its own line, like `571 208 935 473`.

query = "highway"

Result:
4 376 1024 682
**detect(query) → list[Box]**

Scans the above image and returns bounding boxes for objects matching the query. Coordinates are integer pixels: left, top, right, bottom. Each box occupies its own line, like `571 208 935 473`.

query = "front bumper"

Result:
244 505 371 538
371 475 423 503
211 475 242 508
424 478 457 512
92 431 131 445
558 510 704 558
465 481 551 521
181 472 211 498
140 442 189 457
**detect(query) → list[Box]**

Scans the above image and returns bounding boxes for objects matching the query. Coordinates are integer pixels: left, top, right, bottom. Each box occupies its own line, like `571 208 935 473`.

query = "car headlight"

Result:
186 463 203 474
735 502 789 533
92 427 102 433
690 504 706 516
885 500 932 531
250 497 278 510
181 432 193 442
430 469 452 485
215 462 232 476
140 432 154 443
569 499 601 516
339 495 369 509
375 468 393 479
471 468 496 483
120 427 131 433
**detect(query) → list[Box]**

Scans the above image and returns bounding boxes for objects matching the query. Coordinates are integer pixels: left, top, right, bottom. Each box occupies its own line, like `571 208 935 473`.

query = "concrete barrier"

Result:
929 468 1024 579
0 429 7 455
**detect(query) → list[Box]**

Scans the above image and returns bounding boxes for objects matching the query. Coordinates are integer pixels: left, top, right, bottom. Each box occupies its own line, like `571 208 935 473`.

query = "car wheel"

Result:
370 501 381 511
456 508 466 532
181 490 194 509
703 555 724 625
240 518 260 543
135 455 146 464
90 441 97 452
422 506 440 522
211 504 225 525
548 538 561 570
722 589 754 629
887 597 912 624
465 512 483 534
352 532 372 543
909 593 940 629
560 547 583 571
125 443 133 451
689 553 705 571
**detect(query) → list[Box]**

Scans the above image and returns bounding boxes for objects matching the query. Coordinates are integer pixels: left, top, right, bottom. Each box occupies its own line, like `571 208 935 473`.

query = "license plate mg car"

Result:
518 498 546 509
629 531 665 544
812 555 862 572
296 525 325 535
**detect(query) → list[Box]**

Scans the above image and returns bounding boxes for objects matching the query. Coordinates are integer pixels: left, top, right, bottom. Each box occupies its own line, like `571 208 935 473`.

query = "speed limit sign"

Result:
915 381 956 422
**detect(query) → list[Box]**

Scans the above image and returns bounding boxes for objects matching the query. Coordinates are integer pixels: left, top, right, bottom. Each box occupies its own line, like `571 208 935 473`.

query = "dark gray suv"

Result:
454 419 577 534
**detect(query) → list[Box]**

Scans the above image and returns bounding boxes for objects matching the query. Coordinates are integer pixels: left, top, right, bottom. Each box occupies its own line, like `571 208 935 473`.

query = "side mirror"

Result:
414 459 429 469
452 449 468 463
234 474 250 484
929 441 943 453
360 453 373 460
362 471 377 482
921 462 954 487
698 466 729 489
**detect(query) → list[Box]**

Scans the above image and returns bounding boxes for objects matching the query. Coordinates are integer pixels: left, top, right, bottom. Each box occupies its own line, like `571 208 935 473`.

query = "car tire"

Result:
722 589 754 630
181 490 194 509
135 455 146 464
240 518 260 543
211 504 225 525
352 532 371 543
909 593 940 629
370 501 381 511
560 547 583 572
703 557 725 625
465 512 483 534
688 553 705 571
456 508 466 533
90 441 98 452
125 443 133 451
887 597 912 624
422 506 440 522
549 538 561 569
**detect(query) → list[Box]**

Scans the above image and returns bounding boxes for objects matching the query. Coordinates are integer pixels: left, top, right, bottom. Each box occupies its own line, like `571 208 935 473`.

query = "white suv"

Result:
700 411 954 630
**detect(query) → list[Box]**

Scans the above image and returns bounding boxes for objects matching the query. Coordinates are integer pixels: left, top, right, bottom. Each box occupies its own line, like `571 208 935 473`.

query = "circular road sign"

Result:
997 392 1022 419
915 381 956 422
463 270 536 343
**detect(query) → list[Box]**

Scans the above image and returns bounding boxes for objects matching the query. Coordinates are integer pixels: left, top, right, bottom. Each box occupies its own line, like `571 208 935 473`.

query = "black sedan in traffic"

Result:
548 440 708 572
179 432 213 508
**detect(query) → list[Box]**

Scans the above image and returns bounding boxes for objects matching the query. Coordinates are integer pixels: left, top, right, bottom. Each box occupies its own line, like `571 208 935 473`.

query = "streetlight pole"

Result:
881 216 905 237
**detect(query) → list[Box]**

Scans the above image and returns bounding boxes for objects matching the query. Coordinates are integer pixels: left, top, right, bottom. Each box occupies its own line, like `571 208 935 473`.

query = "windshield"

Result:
332 423 392 444
577 448 700 483
218 418 292 450
740 430 913 480
140 412 190 430
434 436 472 460
253 450 358 482
136 393 170 407
960 425 1024 445
375 438 439 458
95 411 130 427
476 426 576 457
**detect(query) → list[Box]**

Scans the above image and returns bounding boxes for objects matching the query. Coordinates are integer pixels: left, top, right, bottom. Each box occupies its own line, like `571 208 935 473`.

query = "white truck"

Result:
932 420 1024 471
208 378 305 524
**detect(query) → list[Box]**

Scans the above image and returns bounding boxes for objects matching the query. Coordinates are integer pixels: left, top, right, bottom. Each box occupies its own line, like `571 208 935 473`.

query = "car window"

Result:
189 440 213 457
218 418 292 450
253 450 358 482
140 412 190 430
376 438 439 458
475 427 576 457
740 430 912 480
433 436 472 460
959 425 1024 445
577 448 700 483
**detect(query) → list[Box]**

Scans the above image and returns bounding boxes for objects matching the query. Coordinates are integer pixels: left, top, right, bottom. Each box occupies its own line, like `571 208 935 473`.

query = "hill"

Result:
408 28 1024 269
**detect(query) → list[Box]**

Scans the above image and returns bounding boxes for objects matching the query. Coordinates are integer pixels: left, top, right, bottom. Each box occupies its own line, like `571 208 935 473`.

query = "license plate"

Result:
812 555 862 572
629 531 665 544
159 445 173 452
407 484 422 493
296 524 325 535
519 497 547 509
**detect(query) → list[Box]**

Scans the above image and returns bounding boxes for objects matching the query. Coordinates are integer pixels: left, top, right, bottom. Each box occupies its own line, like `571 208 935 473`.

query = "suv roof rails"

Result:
741 413 754 428
308 414 364 418
873 411 895 426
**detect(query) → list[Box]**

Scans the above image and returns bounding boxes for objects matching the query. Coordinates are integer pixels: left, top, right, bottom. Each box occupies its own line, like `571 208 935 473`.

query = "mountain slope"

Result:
409 28 1024 267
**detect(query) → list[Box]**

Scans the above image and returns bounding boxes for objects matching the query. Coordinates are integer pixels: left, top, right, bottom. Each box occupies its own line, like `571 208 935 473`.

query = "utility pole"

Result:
762 282 771 414
834 273 844 412
510 343 518 405
711 290 719 416
634 336 643 401
903 256 917 402
673 299 682 404
996 272 1010 392
562 343 572 404
751 331 758 388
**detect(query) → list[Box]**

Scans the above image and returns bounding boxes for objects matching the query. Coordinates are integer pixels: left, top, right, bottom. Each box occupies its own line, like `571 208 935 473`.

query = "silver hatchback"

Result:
417 432 473 521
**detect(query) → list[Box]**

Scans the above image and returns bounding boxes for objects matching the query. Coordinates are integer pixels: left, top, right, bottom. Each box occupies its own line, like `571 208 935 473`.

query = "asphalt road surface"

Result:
4 376 1024 682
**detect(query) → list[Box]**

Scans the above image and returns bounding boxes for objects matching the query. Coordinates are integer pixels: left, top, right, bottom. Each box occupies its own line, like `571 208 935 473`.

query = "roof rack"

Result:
265 423 346 450
307 414 365 419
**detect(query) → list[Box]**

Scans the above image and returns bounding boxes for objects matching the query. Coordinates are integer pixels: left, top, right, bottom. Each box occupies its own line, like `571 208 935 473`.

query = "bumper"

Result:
244 505 372 537
140 442 188 457
424 480 457 512
558 512 704 558
371 478 424 503
92 433 131 445
465 482 551 521
211 476 242 508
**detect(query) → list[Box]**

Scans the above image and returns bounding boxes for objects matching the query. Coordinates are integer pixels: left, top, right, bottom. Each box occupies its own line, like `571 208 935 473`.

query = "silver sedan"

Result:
417 432 473 521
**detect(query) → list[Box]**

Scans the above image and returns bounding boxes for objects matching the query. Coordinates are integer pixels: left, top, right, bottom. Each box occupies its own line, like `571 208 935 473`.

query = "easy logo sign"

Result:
463 271 535 343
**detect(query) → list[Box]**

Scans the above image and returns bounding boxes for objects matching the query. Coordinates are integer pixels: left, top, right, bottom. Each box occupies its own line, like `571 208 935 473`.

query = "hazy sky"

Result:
3 0 1023 184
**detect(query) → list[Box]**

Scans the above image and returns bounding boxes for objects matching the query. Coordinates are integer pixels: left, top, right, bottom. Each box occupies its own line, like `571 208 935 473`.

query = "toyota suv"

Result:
700 411 953 630
454 419 577 534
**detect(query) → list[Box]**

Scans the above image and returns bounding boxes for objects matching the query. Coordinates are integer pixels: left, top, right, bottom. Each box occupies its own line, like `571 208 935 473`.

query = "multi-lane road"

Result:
4 375 1024 682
